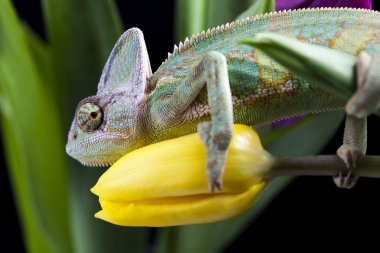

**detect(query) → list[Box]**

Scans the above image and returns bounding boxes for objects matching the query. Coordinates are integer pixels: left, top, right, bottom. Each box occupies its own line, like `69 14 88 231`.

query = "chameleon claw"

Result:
208 176 223 192
333 171 358 190
333 115 366 189
206 149 227 192
198 121 230 192
334 144 362 189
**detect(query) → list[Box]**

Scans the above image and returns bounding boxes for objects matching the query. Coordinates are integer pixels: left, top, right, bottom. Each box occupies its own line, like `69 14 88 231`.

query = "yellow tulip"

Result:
91 124 273 227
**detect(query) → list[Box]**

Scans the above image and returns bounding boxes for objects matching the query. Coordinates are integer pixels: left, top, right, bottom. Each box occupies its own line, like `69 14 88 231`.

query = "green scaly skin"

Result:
66 8 380 189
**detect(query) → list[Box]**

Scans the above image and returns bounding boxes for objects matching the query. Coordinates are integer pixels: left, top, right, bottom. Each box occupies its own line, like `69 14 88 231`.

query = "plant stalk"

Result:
269 155 380 179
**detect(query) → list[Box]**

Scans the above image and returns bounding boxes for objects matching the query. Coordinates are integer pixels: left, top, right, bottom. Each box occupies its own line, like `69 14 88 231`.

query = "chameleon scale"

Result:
148 8 380 142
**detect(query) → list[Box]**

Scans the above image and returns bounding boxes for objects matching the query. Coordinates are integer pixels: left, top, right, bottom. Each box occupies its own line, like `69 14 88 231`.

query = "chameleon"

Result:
66 8 380 191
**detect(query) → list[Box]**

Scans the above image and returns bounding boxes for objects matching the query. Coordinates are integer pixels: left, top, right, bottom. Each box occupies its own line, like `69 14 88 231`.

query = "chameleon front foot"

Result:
198 122 231 192
160 51 233 192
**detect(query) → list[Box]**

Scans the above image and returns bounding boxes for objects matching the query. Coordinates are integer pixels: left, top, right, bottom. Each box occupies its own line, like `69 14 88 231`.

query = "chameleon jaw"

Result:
66 131 132 168
79 160 113 167
66 143 116 167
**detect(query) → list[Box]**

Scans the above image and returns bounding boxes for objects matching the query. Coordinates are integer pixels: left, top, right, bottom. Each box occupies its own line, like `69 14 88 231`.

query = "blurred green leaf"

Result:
175 0 208 41
236 0 275 20
206 0 253 28
239 33 356 100
0 1 72 252
175 0 257 41
68 166 148 253
41 0 124 113
22 26 54 89
41 0 149 252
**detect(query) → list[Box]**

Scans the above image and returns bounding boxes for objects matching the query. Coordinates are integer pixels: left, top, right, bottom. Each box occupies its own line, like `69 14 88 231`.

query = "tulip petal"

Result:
92 125 272 202
95 182 265 227
92 125 273 226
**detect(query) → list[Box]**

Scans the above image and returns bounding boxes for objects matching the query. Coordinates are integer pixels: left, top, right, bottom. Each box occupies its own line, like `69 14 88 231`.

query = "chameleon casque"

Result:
66 8 380 190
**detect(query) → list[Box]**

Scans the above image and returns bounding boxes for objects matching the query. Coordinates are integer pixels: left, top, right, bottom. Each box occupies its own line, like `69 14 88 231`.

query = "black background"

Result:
3 0 380 252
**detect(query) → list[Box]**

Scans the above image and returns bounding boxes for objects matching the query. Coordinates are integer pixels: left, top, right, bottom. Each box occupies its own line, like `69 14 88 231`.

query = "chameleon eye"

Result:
76 102 104 131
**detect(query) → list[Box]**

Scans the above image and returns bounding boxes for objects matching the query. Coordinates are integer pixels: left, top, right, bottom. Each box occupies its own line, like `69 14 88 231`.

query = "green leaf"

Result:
239 33 356 100
0 1 72 252
41 0 149 252
175 0 208 41
175 0 258 41
68 165 148 253
22 25 54 88
206 0 253 28
236 0 275 20
41 0 124 112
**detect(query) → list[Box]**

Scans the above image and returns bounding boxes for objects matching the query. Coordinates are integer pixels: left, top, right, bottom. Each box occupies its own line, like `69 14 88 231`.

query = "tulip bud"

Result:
92 125 273 227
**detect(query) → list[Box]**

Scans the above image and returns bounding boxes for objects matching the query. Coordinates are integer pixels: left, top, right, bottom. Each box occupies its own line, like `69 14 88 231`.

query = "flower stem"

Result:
268 155 380 178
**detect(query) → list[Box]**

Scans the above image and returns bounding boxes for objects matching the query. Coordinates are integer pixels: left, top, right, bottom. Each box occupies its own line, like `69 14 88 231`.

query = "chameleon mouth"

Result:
79 160 113 167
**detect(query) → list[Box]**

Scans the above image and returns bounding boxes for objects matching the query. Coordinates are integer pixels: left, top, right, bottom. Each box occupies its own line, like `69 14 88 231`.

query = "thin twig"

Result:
268 155 380 179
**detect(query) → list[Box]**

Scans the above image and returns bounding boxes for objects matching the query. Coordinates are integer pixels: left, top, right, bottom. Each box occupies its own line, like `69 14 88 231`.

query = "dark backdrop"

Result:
2 0 380 252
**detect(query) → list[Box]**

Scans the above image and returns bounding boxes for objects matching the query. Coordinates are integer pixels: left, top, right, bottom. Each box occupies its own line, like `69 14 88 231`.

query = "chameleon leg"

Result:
333 115 367 189
161 51 233 191
346 52 380 118
197 52 233 191
333 52 375 189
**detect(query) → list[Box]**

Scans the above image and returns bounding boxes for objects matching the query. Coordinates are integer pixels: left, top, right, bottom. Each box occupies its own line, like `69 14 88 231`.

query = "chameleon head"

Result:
66 27 152 167
66 93 143 166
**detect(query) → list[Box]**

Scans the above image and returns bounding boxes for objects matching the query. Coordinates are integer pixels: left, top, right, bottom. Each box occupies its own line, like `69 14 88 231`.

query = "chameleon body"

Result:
66 8 380 190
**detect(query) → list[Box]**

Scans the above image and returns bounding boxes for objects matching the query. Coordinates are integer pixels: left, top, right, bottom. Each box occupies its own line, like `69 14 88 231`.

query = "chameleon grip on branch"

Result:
66 8 380 191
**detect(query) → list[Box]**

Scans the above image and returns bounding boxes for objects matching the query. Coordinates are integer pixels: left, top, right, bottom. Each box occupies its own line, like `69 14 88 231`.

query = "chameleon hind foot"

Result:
198 121 231 192
333 171 358 189
337 141 364 169
334 140 363 189
334 116 366 189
